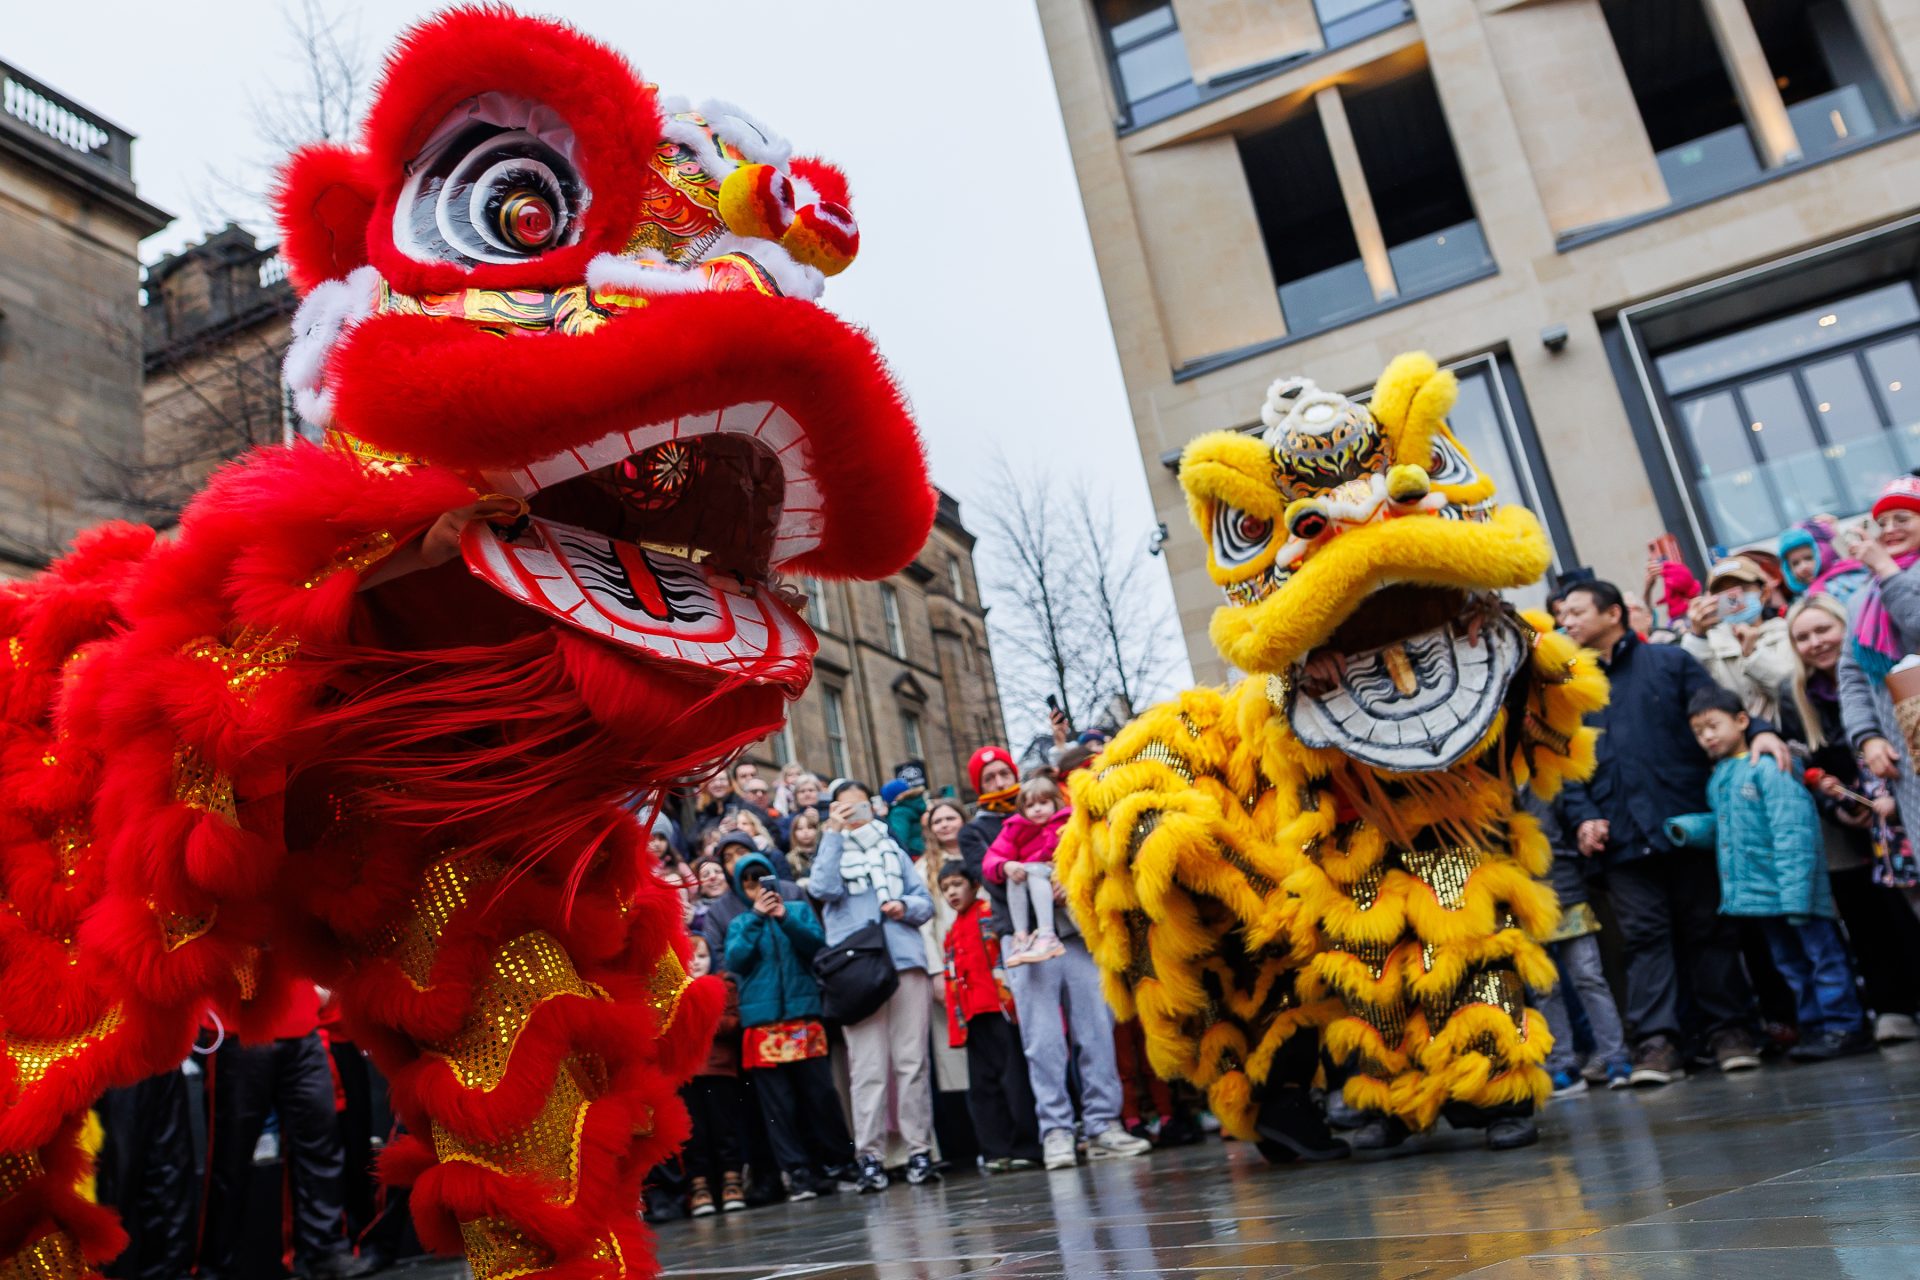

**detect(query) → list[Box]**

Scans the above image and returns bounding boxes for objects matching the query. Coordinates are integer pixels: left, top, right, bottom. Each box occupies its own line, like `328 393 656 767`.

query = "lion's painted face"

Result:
1180 354 1550 772
274 9 930 704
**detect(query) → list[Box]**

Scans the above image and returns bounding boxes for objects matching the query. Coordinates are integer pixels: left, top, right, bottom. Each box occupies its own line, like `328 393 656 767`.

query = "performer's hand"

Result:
359 495 526 590
1576 819 1609 856
881 899 905 921
1006 863 1029 885
1863 737 1902 780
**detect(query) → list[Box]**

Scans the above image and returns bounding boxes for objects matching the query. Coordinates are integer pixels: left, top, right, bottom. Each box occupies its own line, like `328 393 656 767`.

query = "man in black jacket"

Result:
1559 579 1791 1085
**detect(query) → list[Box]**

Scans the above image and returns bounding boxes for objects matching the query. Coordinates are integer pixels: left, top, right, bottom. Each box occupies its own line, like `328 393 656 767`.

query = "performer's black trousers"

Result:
199 1032 354 1278
99 1068 196 1280
963 1013 1042 1161
681 1075 746 1183
749 1058 853 1175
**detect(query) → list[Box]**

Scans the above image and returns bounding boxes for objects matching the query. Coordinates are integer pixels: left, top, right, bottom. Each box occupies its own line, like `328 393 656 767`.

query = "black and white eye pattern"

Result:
1427 435 1477 487
395 97 588 266
1211 503 1274 569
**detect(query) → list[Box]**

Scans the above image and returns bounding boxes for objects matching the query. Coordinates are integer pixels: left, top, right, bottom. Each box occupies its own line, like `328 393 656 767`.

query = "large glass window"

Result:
823 686 849 778
1659 282 1920 546
1602 0 1761 203
1241 109 1373 334
1746 0 1897 161
1346 67 1493 297
1315 0 1410 47
1097 1 1198 126
881 583 905 658
900 710 924 761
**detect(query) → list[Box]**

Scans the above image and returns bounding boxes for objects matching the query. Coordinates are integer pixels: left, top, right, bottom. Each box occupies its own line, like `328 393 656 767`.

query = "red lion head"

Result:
272 7 933 762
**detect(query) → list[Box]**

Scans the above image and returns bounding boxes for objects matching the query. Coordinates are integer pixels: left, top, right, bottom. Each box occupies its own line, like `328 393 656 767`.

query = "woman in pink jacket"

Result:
982 777 1071 966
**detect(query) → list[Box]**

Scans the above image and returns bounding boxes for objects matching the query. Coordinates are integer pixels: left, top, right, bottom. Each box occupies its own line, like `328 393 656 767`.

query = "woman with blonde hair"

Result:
1779 592 1920 1043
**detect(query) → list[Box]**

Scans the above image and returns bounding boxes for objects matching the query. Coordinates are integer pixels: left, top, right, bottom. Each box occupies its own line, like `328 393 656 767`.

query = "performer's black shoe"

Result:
1485 1116 1539 1151
1348 1114 1412 1151
1254 1089 1350 1163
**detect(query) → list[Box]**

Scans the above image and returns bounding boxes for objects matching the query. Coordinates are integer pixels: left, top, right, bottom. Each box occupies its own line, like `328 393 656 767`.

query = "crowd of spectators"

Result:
644 736 1157 1221
1537 478 1920 1098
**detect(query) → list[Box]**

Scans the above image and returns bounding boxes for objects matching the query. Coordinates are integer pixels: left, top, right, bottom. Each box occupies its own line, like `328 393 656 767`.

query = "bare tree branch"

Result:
1068 483 1178 721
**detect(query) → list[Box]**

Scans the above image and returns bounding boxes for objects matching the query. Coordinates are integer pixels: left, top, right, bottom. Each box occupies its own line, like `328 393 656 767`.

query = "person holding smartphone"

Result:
1679 556 1795 721
808 779 939 1190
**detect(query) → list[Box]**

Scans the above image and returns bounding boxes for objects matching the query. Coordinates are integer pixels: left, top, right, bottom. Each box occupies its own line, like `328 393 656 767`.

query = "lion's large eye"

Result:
1211 503 1273 569
395 96 588 266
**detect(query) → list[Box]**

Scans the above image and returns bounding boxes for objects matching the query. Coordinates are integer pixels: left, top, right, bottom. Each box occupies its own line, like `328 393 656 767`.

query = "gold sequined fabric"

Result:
182 627 298 705
4 1004 125 1089
0 1231 85 1280
302 529 398 589
0 1151 44 1196
1401 846 1481 911
646 948 690 1031
434 1058 595 1203
374 852 500 989
460 1218 550 1280
170 748 236 825
150 901 216 952
434 932 596 1091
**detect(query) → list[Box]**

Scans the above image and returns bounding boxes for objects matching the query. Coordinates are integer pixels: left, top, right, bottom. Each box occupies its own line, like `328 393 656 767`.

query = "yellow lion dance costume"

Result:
1060 352 1607 1156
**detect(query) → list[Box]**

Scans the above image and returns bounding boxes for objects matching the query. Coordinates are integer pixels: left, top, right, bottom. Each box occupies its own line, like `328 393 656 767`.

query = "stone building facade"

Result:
1040 0 1920 682
0 60 169 575
756 491 1007 800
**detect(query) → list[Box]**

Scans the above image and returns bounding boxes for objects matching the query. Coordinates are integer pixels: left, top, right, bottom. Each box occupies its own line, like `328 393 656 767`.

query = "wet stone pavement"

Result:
409 1043 1920 1279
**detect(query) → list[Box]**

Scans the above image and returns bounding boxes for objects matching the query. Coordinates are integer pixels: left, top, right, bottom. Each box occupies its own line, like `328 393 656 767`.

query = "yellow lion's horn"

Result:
1369 351 1456 472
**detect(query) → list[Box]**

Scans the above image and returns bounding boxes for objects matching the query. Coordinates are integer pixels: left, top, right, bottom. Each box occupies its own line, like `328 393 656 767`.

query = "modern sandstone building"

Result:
1037 0 1920 681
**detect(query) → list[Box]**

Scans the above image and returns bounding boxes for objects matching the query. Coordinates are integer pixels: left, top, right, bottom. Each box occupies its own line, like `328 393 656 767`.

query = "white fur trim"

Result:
704 234 825 301
791 175 820 211
586 251 713 296
283 264 381 432
695 99 792 168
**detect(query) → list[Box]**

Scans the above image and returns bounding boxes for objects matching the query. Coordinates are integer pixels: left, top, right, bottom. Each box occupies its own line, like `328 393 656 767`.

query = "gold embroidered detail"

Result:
375 852 500 989
4 1004 125 1088
1523 710 1572 756
233 948 260 1001
1452 968 1527 1031
1177 712 1203 740
436 932 596 1091
459 1218 549 1280
302 529 398 589
1098 740 1197 786
589 1233 626 1275
1345 865 1386 911
5 637 21 667
1401 846 1482 911
647 948 690 1031
434 1057 595 1203
182 628 299 705
1267 673 1291 708
171 748 237 825
150 901 216 952
1350 998 1407 1051
53 824 85 880
0 1230 86 1280
0 1151 43 1196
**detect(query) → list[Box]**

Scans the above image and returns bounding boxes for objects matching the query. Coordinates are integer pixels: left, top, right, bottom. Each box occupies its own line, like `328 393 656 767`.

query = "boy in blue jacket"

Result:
1677 686 1871 1061
724 852 857 1200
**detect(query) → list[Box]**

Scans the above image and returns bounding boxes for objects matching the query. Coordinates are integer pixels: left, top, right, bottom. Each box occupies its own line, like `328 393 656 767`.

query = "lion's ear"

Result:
273 143 377 293
1369 351 1454 472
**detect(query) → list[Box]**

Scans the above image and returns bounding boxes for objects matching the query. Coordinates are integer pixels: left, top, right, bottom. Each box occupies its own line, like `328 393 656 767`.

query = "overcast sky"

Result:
8 0 1195 718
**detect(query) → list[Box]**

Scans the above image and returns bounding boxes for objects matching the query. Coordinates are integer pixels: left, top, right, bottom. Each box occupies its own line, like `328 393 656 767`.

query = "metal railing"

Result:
0 59 133 178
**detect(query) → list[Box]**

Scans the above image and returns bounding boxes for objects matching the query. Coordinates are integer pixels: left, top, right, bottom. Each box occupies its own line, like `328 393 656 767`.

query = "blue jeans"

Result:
1758 916 1867 1039
1539 933 1628 1075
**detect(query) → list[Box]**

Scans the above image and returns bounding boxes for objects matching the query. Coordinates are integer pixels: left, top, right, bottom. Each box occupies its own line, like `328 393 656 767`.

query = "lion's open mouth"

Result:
461 402 818 693
1289 586 1521 772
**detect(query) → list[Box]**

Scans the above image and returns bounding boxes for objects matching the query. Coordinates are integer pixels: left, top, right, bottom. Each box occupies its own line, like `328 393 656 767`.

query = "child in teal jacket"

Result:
1676 686 1870 1060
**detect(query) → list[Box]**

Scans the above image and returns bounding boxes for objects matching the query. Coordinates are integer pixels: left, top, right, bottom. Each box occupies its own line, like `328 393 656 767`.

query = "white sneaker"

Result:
1876 1012 1918 1044
1087 1126 1152 1159
1042 1128 1078 1170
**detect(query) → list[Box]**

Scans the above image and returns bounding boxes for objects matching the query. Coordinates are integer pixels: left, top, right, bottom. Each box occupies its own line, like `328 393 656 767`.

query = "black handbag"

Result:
812 920 900 1025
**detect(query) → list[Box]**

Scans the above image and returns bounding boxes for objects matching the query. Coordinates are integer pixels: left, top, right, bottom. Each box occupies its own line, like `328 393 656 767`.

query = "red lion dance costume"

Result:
0 10 932 1278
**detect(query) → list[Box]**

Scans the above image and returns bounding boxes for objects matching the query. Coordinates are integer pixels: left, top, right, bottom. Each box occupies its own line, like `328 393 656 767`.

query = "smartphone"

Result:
1647 533 1682 565
1045 694 1061 713
845 800 874 826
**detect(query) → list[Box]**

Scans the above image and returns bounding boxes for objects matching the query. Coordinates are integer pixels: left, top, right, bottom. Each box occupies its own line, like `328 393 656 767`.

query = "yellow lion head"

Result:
1179 352 1553 773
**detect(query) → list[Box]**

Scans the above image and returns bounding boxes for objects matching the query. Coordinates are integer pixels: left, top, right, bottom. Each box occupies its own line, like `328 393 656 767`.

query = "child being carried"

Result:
983 776 1071 966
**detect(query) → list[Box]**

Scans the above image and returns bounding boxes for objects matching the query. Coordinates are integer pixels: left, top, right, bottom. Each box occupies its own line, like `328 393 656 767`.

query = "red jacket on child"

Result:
981 806 1071 884
943 898 1016 1047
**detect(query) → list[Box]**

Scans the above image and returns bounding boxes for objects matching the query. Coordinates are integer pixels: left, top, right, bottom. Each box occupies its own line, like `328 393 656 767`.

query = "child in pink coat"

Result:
982 776 1070 966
